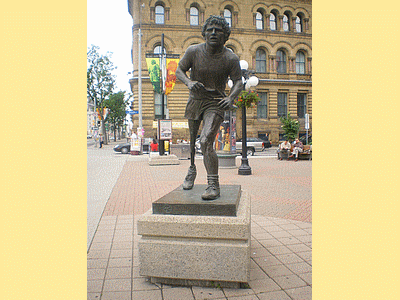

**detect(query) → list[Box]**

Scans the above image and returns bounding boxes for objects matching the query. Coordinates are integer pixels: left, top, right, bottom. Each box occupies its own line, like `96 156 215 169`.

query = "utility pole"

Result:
138 3 144 130
159 33 166 155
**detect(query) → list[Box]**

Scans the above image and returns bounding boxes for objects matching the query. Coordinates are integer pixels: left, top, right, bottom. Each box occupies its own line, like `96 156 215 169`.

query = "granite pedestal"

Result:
137 185 251 288
148 153 180 165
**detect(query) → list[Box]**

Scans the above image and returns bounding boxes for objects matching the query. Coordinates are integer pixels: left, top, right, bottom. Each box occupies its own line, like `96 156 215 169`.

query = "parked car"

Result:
258 135 272 148
236 137 266 156
113 143 130 154
114 138 154 154
87 135 92 139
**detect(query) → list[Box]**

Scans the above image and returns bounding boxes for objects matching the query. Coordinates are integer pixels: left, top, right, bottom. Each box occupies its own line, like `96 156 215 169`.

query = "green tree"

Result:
104 91 131 142
87 45 116 144
279 113 300 142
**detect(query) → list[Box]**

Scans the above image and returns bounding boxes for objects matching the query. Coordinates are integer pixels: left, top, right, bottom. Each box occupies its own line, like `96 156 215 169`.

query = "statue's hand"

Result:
218 97 233 110
187 81 206 92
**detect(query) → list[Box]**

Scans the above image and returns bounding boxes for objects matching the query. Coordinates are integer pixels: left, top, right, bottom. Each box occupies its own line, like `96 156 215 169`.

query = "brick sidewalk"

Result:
88 156 312 299
103 157 311 222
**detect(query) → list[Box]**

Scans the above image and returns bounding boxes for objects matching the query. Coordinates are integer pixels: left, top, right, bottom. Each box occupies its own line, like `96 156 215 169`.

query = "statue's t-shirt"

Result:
178 43 242 120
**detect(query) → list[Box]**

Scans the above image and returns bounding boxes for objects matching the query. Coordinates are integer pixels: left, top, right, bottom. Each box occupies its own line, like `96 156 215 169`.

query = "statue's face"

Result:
204 24 226 47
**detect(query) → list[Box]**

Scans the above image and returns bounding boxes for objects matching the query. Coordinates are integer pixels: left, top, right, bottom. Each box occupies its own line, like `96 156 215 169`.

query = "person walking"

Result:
99 134 104 148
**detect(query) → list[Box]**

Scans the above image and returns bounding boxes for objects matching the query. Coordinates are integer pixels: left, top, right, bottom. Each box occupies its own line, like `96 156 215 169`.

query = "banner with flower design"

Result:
146 54 180 95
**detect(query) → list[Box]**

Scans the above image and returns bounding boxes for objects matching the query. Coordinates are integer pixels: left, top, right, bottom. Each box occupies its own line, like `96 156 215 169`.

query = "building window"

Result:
155 5 165 24
276 50 286 73
155 93 167 119
296 15 302 32
296 51 306 74
283 14 289 31
277 92 287 117
255 49 266 73
224 9 232 27
153 45 166 55
190 6 199 26
297 93 307 118
257 92 268 119
270 13 276 31
256 11 263 30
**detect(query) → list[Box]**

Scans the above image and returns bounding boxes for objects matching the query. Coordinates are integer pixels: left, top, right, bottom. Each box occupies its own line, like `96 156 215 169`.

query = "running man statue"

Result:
176 15 243 200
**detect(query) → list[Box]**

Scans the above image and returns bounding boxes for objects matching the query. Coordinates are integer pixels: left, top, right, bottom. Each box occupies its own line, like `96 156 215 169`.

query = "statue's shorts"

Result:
184 97 224 121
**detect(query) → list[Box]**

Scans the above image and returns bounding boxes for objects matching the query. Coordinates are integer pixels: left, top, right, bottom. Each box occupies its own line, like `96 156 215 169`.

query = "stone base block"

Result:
137 189 251 286
152 185 241 216
217 153 238 169
148 153 180 165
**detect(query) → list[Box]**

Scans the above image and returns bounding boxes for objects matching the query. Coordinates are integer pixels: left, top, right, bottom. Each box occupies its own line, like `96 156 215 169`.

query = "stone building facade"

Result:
128 0 312 145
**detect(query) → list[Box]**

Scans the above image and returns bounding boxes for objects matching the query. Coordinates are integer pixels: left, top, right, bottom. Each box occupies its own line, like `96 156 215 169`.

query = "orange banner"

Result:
165 58 179 95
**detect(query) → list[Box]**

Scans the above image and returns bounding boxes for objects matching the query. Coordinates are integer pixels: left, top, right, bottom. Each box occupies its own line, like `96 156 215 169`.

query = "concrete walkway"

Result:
87 139 131 250
87 145 312 299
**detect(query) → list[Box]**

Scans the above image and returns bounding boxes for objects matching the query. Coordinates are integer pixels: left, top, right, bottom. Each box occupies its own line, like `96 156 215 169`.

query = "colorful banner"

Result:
146 56 161 94
96 108 109 120
165 58 179 95
146 54 180 95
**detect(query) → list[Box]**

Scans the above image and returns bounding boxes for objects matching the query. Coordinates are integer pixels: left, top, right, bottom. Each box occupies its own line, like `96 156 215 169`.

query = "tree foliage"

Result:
279 113 300 142
87 45 116 142
104 91 131 141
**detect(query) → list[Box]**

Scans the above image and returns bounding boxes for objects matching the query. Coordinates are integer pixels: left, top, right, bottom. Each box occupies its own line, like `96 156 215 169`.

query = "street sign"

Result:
126 110 139 115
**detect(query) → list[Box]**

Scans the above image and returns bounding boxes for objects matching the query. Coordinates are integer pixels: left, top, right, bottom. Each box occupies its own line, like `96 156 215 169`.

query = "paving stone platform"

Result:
88 147 312 299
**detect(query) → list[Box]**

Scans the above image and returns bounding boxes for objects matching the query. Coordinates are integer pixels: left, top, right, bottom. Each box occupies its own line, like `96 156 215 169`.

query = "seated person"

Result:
289 138 304 162
150 139 158 152
277 140 291 160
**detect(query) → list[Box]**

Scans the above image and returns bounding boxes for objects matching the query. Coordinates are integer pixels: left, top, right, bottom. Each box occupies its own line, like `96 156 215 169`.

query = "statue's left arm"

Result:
218 55 243 110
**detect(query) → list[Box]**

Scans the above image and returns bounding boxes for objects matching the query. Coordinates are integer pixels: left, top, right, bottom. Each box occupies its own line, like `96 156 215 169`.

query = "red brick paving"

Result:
103 157 311 222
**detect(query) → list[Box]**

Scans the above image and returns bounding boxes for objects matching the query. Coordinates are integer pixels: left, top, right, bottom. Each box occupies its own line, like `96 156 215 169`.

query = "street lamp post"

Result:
138 3 145 130
236 60 259 175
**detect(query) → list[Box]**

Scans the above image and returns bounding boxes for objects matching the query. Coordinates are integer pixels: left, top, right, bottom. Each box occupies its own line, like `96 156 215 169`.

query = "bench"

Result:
298 145 312 160
278 145 312 161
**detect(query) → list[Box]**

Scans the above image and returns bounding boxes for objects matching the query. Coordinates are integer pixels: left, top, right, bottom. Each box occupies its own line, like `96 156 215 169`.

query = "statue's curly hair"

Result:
202 15 231 41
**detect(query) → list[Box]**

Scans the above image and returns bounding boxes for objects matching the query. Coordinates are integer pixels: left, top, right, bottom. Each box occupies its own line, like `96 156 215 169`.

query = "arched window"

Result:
276 50 286 73
155 5 165 24
256 49 266 73
256 11 263 30
224 9 232 27
190 6 199 26
296 51 306 74
283 14 289 32
270 13 277 31
153 45 166 55
296 15 302 32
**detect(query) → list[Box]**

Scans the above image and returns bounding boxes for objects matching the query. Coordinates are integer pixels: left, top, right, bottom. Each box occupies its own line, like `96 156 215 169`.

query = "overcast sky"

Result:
87 0 133 94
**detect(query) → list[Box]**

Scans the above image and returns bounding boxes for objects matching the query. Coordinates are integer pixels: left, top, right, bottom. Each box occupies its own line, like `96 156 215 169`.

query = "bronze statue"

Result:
176 15 243 200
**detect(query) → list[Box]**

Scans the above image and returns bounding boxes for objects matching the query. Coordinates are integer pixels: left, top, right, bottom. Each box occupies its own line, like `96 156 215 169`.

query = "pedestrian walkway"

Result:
88 151 312 299
87 139 131 250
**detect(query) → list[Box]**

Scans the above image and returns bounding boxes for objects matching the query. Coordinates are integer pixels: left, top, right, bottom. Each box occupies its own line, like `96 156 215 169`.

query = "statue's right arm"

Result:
176 46 205 92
